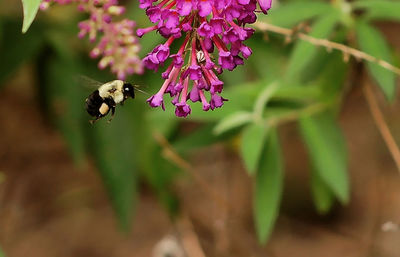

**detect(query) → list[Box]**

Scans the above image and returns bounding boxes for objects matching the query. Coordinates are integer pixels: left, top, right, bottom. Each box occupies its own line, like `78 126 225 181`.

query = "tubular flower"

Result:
138 0 272 117
40 0 143 80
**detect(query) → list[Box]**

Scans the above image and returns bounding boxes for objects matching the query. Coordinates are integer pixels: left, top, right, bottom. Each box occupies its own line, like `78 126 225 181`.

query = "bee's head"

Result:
123 83 135 99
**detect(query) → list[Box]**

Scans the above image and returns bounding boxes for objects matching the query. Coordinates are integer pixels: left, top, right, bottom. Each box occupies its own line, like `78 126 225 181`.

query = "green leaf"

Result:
353 0 400 22
189 80 265 122
311 170 335 214
356 21 396 101
148 108 178 136
286 11 340 80
90 111 138 230
273 84 321 101
309 41 350 96
21 0 42 33
41 32 87 166
245 34 288 80
0 20 43 85
261 2 333 28
254 82 280 119
173 124 236 153
0 246 5 257
299 28 349 86
299 111 349 204
213 111 253 135
241 123 267 175
254 129 283 244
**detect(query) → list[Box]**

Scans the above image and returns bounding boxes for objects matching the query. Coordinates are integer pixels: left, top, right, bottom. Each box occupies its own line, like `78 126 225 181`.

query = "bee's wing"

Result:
77 75 103 90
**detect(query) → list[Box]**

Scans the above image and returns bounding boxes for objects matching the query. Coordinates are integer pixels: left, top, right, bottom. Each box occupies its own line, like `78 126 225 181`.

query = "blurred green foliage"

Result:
1 0 399 246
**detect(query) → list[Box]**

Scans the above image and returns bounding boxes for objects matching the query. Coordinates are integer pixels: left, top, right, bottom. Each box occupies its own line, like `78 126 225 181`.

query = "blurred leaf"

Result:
308 45 350 97
254 129 283 244
273 84 321 101
0 20 43 86
353 0 400 22
299 111 349 204
148 108 179 136
245 34 288 80
0 20 3 44
311 170 335 214
145 144 180 215
189 80 266 121
299 28 349 85
41 32 87 166
262 2 333 28
90 110 138 230
254 82 280 119
286 11 340 80
356 21 396 101
241 123 267 175
213 111 253 135
0 247 4 257
173 123 236 153
21 0 42 33
142 114 181 216
221 64 248 87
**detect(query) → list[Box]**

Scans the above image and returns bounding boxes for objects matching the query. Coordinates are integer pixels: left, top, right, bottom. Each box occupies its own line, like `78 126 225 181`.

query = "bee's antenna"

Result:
133 85 150 95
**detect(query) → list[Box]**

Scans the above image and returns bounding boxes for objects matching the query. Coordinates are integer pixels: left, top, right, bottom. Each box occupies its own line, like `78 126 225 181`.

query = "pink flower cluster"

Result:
138 0 272 117
41 0 143 80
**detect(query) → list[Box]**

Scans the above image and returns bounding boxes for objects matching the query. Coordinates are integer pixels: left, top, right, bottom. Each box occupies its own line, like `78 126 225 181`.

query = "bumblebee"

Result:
85 80 136 124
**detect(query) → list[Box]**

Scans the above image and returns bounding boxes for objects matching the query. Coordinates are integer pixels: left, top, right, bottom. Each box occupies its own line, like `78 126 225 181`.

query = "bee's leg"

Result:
89 118 100 125
107 106 116 123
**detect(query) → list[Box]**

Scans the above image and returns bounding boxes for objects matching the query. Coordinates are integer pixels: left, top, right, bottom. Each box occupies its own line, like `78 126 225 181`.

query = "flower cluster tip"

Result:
40 0 143 80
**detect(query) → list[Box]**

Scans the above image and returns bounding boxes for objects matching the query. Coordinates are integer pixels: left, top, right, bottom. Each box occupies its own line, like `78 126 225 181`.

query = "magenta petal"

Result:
257 0 272 14
175 102 191 117
147 94 165 110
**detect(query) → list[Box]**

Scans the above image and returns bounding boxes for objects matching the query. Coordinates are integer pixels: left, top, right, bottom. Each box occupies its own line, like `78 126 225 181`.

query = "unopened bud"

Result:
108 6 125 15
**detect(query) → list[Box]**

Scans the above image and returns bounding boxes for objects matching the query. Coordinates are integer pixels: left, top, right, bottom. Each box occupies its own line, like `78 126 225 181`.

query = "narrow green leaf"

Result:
311 170 335 214
286 11 340 80
213 111 253 135
0 246 5 257
356 21 396 101
299 112 349 204
21 0 42 33
261 2 333 28
241 123 268 175
91 111 138 230
353 0 400 22
254 129 283 244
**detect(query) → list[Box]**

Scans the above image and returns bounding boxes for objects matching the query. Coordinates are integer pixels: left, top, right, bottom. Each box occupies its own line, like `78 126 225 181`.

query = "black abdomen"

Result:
85 90 105 117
